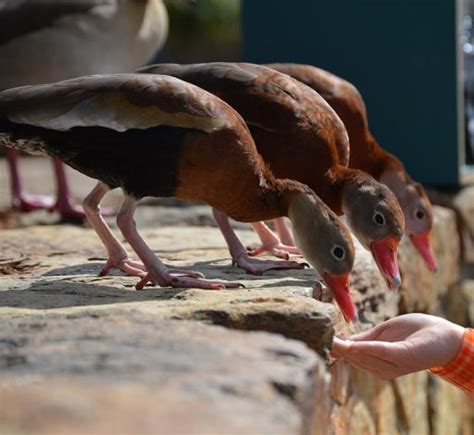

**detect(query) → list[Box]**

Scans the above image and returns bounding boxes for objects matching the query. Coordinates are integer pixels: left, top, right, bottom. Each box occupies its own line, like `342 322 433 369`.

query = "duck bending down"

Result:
0 73 358 321
138 63 406 290
268 63 437 271
0 0 168 220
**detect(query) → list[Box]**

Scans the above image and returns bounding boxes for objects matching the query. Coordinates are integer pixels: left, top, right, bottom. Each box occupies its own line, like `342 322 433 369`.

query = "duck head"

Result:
380 170 436 272
341 173 405 290
287 192 357 322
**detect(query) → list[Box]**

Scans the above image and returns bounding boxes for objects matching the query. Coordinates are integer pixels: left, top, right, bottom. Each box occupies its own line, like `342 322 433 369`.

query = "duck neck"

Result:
214 173 310 223
325 166 364 215
379 165 411 202
349 132 390 178
259 177 314 221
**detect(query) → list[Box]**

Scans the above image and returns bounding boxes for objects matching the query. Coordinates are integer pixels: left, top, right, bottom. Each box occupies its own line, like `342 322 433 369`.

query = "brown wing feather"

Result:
139 62 350 167
267 63 377 167
0 73 241 134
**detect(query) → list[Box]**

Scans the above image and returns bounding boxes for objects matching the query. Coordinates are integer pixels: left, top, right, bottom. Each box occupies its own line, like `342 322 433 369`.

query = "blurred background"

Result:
155 0 241 62
1 0 473 224
242 0 474 186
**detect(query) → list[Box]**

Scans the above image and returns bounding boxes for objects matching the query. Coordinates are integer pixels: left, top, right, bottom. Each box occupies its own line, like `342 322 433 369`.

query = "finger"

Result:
344 352 398 371
332 338 401 361
349 314 435 342
348 321 392 342
330 337 353 358
348 341 405 362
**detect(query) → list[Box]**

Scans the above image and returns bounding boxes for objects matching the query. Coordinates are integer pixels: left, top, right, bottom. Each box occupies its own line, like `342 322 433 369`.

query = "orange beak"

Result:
370 236 401 290
410 231 437 272
323 272 357 322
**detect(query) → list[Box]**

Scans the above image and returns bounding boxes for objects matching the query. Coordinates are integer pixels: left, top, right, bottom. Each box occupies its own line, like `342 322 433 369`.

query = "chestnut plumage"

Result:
0 73 357 320
138 63 405 290
267 63 436 271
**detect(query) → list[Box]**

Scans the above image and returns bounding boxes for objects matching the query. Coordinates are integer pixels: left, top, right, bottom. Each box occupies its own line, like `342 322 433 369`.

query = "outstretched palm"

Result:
331 314 465 380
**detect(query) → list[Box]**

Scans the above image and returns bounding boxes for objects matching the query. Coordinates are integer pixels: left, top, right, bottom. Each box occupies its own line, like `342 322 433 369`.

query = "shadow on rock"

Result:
187 259 315 283
42 262 107 277
0 279 184 310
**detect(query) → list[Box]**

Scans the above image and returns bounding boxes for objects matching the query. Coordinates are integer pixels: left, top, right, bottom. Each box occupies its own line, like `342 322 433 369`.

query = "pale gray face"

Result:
289 193 354 277
396 182 433 236
343 180 405 249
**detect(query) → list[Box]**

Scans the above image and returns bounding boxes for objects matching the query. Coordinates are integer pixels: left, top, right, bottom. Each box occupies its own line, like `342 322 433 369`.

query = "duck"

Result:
0 73 358 321
267 63 437 271
137 62 406 290
0 0 168 220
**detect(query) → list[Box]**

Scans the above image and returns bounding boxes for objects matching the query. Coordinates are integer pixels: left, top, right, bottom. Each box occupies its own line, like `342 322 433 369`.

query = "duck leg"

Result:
83 182 146 278
212 209 306 275
5 147 55 212
51 158 116 222
84 182 206 280
247 221 301 259
50 158 86 221
117 197 242 290
274 217 297 247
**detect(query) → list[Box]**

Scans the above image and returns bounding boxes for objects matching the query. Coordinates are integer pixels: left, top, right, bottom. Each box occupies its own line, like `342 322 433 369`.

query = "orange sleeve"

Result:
429 328 474 392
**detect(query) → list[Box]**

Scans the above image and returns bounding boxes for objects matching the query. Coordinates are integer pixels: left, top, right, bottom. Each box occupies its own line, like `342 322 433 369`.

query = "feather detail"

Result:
0 74 234 134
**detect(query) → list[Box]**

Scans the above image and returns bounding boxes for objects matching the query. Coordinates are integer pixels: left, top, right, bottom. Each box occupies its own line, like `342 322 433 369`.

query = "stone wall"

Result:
0 201 473 434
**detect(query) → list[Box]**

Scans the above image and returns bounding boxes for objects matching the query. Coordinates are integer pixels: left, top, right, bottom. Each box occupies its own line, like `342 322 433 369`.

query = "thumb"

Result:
330 337 353 358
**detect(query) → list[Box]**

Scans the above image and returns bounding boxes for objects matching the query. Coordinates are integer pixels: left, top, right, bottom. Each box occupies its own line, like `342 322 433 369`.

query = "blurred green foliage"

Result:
163 0 241 62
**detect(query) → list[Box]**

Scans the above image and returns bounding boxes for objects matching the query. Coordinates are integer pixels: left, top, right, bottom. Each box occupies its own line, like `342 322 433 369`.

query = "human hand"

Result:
331 313 465 380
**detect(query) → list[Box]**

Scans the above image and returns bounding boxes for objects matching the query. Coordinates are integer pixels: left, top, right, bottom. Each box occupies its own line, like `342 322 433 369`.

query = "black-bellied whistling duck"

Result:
138 63 406 290
0 0 168 220
0 74 358 321
268 63 437 271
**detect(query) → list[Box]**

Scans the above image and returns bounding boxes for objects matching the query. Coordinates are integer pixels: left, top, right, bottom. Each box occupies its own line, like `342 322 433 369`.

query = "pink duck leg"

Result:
6 147 115 222
6 147 55 212
248 220 302 259
83 182 146 278
116 197 243 290
213 209 306 274
274 217 297 247
50 157 87 221
83 182 203 281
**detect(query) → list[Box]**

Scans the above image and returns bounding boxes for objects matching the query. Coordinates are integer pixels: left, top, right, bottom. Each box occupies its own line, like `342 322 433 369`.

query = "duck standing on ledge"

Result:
268 63 437 271
0 0 168 220
138 63 406 290
0 74 358 321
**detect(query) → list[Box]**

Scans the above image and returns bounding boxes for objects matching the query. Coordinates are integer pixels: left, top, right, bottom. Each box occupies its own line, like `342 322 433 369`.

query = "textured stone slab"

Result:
0 222 397 356
429 374 472 435
0 225 338 356
428 186 474 264
0 311 327 435
440 279 474 327
398 206 460 314
0 206 461 343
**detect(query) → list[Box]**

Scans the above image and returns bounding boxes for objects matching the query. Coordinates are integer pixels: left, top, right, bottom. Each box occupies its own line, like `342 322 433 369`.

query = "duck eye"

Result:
331 245 345 260
373 212 385 226
416 210 425 220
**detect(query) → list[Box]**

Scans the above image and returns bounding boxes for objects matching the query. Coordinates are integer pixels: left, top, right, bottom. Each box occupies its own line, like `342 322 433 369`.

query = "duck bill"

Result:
323 272 357 323
370 237 401 290
409 231 437 272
